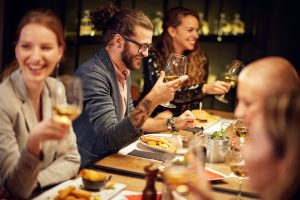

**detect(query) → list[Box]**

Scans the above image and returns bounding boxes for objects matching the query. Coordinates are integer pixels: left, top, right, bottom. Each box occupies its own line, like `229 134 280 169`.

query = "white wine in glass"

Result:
230 161 248 177
233 119 249 144
215 59 245 104
53 75 83 152
229 146 248 200
160 53 187 108
52 104 81 121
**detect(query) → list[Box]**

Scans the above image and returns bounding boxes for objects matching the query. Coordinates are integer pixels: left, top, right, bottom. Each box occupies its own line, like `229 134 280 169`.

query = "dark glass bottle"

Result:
142 163 159 200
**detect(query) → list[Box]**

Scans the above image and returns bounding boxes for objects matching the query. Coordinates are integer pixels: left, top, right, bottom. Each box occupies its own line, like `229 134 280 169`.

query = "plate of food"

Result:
191 110 220 128
139 134 181 154
33 176 126 200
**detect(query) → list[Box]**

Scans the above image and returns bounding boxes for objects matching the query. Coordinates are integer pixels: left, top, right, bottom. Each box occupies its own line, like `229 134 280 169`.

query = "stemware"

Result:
161 137 205 199
160 53 187 108
52 75 83 152
229 144 248 200
215 59 245 103
233 119 248 144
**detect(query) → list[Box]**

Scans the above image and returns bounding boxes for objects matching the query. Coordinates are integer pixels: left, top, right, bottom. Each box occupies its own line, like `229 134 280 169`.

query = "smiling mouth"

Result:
28 65 45 71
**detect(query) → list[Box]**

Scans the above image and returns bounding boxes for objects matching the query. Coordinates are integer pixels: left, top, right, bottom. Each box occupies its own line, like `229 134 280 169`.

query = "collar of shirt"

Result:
106 49 130 83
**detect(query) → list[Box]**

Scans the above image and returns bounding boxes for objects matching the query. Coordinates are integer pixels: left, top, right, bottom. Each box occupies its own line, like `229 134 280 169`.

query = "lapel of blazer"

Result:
41 79 53 121
11 70 37 132
98 48 123 119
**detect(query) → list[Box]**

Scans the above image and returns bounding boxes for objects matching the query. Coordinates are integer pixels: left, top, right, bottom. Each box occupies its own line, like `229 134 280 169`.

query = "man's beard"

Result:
121 42 141 71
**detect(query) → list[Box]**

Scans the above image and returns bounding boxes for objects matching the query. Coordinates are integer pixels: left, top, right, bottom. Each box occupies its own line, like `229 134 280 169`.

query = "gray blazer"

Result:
74 48 143 167
0 70 80 199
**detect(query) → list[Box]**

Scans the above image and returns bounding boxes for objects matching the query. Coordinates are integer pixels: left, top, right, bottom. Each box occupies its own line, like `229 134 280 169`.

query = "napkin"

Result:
128 149 174 161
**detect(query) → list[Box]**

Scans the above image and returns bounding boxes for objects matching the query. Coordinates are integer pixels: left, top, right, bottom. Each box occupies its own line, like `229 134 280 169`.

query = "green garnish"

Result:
211 129 227 140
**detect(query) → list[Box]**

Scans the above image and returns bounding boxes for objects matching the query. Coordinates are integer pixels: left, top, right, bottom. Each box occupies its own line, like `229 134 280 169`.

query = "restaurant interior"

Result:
0 0 299 200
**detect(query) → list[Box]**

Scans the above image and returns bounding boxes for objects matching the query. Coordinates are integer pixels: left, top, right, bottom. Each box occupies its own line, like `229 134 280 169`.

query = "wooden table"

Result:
95 154 258 198
94 110 259 199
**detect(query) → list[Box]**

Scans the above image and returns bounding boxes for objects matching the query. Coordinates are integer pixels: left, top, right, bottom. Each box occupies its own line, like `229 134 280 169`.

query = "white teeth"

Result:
28 65 43 70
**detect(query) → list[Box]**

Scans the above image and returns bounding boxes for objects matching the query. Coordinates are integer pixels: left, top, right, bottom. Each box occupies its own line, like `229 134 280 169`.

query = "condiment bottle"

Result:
142 163 159 200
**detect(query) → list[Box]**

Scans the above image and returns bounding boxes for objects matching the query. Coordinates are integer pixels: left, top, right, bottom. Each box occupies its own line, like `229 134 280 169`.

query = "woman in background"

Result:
143 7 230 117
0 9 80 199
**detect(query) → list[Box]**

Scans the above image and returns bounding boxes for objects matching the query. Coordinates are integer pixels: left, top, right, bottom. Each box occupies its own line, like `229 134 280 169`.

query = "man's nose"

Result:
142 48 149 57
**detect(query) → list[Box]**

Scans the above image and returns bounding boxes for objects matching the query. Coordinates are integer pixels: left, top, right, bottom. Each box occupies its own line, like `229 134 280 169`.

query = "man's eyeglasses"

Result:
119 33 152 53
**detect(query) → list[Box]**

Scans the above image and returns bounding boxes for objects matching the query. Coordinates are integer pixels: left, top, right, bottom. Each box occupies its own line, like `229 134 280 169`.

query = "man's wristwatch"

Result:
167 117 178 132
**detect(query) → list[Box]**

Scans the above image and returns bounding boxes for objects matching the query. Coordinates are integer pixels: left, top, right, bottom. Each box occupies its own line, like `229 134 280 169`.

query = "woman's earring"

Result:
55 63 59 78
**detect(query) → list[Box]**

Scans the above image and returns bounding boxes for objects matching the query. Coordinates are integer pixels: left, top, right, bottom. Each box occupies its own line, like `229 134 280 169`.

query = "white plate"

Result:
139 133 181 154
33 177 126 200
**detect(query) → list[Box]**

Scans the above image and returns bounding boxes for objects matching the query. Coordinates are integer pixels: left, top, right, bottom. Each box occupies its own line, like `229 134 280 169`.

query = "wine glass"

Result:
160 53 187 108
233 119 248 144
162 156 191 198
215 59 245 103
52 75 83 152
162 144 205 199
229 144 248 200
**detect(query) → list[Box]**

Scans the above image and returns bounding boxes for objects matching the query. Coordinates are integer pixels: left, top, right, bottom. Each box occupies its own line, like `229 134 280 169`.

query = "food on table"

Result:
191 110 209 122
54 185 99 200
210 129 228 140
80 169 111 191
191 110 219 125
57 186 76 199
70 189 91 199
104 181 115 189
81 169 106 182
140 135 176 153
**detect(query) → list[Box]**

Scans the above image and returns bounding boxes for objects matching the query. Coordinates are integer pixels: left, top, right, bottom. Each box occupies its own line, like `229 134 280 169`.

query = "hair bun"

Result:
90 3 119 31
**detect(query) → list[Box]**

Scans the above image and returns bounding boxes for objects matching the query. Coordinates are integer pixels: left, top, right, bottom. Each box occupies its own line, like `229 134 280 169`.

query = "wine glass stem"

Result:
237 178 243 200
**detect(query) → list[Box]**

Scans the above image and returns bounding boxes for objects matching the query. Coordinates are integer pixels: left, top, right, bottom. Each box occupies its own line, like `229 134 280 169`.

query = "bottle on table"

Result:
142 163 159 200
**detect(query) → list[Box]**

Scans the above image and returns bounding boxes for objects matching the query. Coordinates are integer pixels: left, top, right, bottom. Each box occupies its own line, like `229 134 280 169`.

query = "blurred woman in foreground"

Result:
189 91 300 200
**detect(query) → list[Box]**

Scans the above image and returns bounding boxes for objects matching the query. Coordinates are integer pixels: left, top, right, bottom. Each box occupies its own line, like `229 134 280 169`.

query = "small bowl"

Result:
82 178 106 191
81 169 111 191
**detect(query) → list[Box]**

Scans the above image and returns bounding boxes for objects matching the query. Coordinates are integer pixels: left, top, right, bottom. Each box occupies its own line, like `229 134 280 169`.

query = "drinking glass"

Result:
215 59 245 103
229 144 248 200
160 53 187 108
162 140 205 199
162 156 192 198
53 75 83 152
233 119 248 144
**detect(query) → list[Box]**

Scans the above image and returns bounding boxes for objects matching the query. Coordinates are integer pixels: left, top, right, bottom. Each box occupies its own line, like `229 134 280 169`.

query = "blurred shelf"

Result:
66 34 254 45
199 34 254 43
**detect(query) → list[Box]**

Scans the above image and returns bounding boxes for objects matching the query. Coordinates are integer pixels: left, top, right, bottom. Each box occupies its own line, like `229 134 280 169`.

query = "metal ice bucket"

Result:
206 137 229 163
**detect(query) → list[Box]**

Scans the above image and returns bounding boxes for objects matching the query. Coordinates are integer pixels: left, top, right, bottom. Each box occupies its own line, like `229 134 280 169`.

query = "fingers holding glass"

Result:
215 59 245 104
52 75 83 153
160 53 187 108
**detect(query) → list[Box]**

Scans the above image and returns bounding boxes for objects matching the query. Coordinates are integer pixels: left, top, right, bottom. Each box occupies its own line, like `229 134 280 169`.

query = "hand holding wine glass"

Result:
53 75 83 152
215 59 245 103
160 53 187 108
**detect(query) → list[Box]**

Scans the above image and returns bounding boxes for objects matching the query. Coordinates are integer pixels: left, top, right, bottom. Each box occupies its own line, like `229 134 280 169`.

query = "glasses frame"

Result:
119 33 152 53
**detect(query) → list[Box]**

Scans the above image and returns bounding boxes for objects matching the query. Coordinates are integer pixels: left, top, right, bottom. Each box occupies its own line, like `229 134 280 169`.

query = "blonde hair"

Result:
264 91 300 200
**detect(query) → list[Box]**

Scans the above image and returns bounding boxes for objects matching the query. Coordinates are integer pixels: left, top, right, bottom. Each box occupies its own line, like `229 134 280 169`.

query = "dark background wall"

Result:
0 0 299 111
